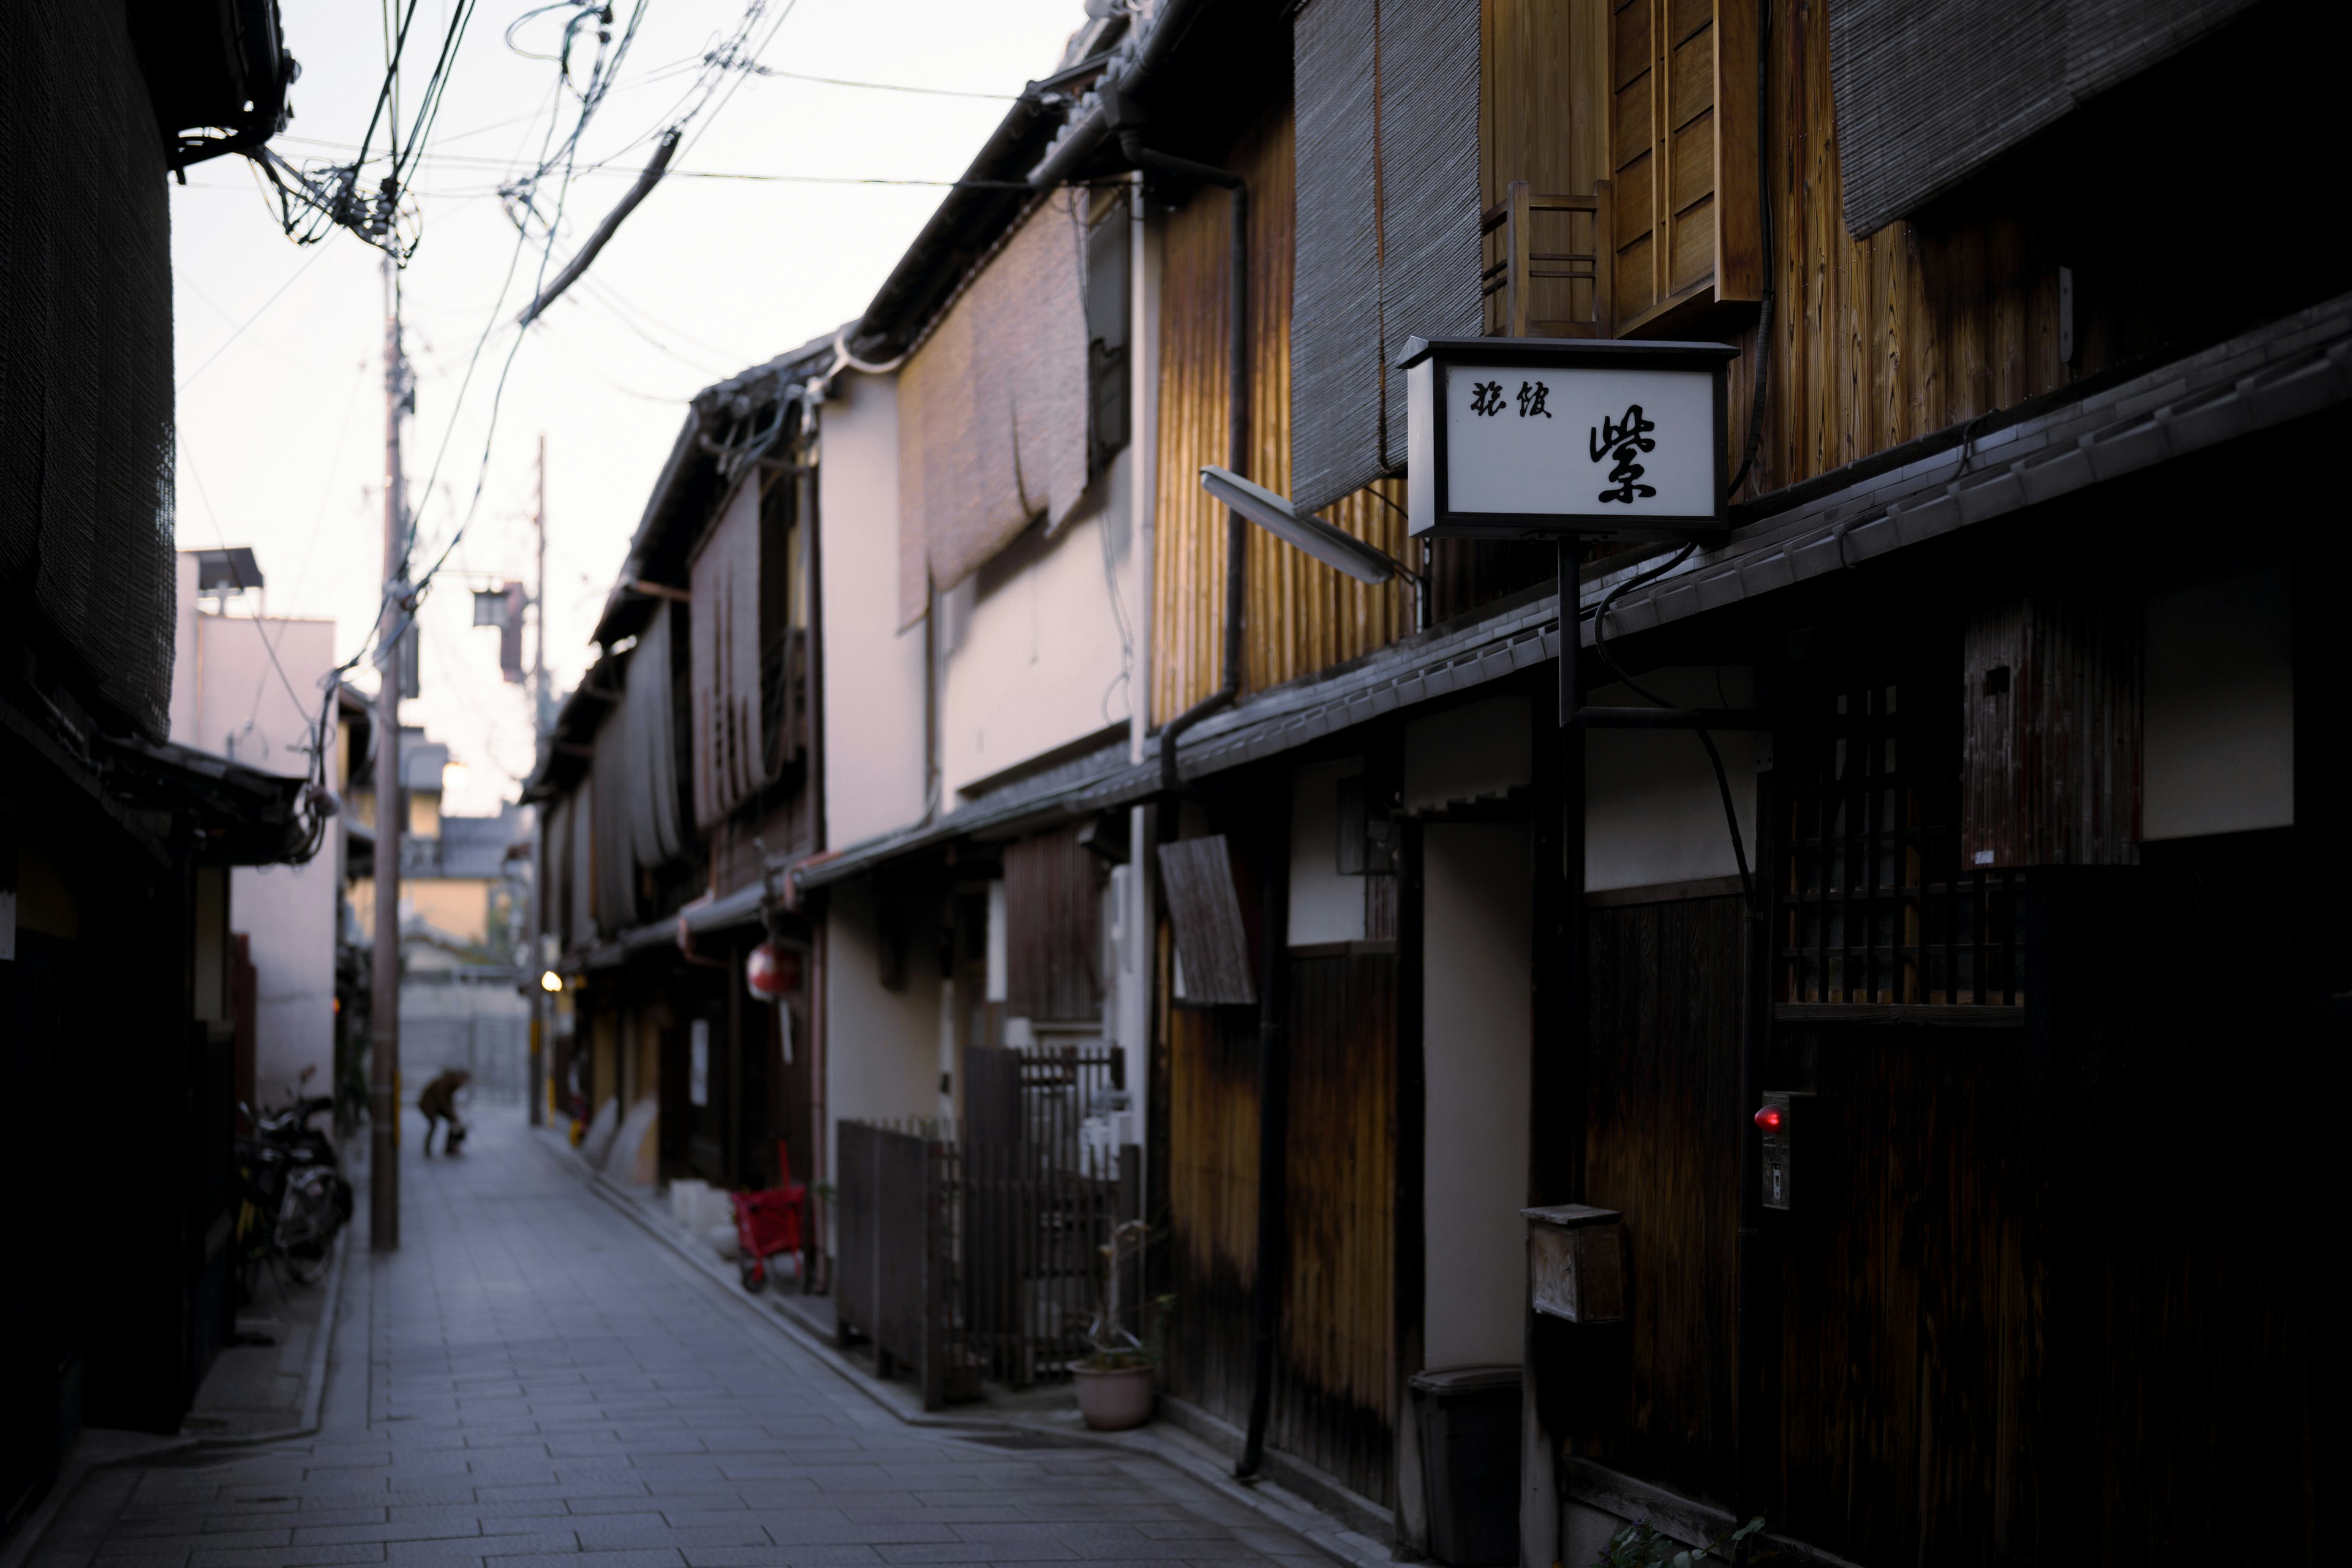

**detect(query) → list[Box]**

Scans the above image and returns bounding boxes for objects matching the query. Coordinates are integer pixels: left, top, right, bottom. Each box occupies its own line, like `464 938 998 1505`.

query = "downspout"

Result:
1126 167 1158 1218
1242 798 1290 1482
1733 0 1779 1518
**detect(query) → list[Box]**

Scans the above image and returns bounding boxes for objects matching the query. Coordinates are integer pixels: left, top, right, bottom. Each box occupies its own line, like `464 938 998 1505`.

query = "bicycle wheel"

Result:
276 1176 336 1285
284 1240 333 1287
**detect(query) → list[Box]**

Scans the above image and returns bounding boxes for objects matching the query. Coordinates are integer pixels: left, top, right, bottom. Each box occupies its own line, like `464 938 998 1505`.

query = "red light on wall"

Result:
1753 1104 1785 1132
747 941 801 1001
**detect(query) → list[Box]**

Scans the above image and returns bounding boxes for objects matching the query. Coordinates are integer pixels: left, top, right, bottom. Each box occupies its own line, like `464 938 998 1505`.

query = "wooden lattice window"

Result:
1606 0 1762 336
1774 677 2024 1009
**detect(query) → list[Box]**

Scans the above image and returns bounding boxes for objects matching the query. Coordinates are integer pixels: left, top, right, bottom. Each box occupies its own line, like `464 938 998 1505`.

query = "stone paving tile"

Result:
29 1110 1317 1568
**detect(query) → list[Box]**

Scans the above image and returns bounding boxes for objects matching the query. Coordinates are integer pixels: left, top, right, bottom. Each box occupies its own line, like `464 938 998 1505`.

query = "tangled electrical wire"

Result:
497 2 647 245
257 0 794 835
249 0 481 259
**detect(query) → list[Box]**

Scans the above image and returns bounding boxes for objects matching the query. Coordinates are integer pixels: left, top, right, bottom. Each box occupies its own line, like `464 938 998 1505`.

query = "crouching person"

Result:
418 1068 472 1156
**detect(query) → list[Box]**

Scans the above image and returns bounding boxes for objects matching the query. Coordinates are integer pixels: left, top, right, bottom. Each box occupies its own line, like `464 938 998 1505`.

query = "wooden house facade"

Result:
528 1 2345 1561
992 0 2345 1559
527 339 831 1207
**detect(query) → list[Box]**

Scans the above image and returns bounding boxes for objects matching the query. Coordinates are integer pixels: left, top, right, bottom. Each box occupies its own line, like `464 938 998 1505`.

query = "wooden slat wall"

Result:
1772 1020 2038 1563
1273 951 1396 1505
1161 940 1399 1507
1736 0 2067 498
1575 892 1744 1501
1162 975 1259 1428
1152 101 1412 725
1482 0 1608 336
1003 824 1102 1023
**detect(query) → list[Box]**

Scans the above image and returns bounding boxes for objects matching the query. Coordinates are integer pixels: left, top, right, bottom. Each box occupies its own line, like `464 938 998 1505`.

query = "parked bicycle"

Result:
233 1072 353 1296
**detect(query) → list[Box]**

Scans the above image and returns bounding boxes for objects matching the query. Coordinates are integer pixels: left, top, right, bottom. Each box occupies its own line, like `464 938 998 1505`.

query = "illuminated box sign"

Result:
1400 336 1737 541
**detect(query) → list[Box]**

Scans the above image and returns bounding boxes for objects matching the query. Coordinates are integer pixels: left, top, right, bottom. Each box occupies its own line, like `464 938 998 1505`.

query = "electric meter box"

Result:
1523 1204 1626 1324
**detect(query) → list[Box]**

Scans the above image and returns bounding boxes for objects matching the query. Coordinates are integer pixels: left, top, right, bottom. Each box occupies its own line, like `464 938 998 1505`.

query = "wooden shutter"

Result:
1962 589 2143 869
1156 835 1257 1006
1003 825 1102 1023
1607 0 1760 336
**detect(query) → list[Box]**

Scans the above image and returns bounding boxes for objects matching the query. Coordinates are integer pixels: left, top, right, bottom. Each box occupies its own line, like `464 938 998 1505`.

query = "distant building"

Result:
169 548 339 1108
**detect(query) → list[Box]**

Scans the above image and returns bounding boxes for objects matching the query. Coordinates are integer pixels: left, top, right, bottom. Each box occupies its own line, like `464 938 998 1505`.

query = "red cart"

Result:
731 1139 808 1292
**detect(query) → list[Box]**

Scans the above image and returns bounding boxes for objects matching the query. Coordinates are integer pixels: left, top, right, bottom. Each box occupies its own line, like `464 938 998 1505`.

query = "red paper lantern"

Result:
746 941 799 1001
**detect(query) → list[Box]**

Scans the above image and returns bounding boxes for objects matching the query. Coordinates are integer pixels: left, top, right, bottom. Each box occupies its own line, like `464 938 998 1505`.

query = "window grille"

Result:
1774 676 2023 1008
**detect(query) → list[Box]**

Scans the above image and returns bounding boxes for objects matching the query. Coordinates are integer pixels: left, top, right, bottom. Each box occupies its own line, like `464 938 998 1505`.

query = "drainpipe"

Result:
1240 801 1289 1482
1126 167 1158 1212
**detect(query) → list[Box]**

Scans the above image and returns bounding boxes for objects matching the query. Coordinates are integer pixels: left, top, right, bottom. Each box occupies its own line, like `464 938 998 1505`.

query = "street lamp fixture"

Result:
1198 466 1419 588
540 969 564 993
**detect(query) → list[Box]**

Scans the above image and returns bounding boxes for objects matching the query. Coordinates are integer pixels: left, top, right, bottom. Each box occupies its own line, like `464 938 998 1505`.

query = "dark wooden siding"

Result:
1004 824 1102 1023
1274 951 1396 1504
1768 1019 2038 1562
1163 982 1258 1427
1163 941 1398 1507
1570 836 2344 1564
1569 891 1744 1504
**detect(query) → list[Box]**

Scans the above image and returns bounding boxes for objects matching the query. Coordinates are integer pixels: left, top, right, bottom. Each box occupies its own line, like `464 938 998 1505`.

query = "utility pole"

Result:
371 252 408 1251
527 434 549 1127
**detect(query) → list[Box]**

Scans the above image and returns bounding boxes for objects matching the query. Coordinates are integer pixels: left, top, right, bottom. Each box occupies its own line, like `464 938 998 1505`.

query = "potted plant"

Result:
1073 1219 1155 1430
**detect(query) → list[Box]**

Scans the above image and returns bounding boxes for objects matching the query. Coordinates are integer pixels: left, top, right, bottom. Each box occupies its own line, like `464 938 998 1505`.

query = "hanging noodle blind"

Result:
589 611 685 929
1831 0 2256 238
567 779 595 943
895 192 1092 627
1290 0 1483 515
690 477 765 827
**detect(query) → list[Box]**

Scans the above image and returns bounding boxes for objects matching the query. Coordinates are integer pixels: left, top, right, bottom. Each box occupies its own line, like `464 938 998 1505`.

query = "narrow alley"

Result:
21 1114 1327 1568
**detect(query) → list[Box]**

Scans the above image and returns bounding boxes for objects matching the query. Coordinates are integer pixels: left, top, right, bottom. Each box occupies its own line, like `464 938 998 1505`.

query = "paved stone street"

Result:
24 1110 1326 1568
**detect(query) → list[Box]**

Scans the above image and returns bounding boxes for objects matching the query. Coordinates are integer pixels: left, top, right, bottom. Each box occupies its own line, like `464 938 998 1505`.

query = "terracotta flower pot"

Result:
1074 1364 1155 1430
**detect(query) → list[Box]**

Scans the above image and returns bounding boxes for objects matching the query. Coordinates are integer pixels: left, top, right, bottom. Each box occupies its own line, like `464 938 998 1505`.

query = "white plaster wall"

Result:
170 553 200 745
1289 757 1366 946
1421 821 1532 1371
2144 561 2293 840
938 444 1137 799
234 856 340 1104
1404 694 1531 813
1585 666 1760 892
178 614 340 1104
821 881 944 1204
818 371 929 848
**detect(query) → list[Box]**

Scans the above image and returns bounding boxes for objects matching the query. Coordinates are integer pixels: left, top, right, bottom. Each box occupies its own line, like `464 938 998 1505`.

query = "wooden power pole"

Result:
371 253 407 1251
528 435 549 1126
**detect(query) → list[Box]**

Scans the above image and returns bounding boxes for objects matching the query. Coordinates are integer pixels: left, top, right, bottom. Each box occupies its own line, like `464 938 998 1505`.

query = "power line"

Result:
727 64 1017 100
177 247 329 391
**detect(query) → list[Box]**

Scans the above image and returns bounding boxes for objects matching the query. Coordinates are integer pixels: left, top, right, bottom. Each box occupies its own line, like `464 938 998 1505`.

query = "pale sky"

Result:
172 0 1089 815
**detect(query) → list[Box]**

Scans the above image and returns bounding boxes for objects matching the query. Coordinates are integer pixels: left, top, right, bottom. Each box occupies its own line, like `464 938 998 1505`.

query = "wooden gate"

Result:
963 1042 1137 1387
836 1047 1138 1407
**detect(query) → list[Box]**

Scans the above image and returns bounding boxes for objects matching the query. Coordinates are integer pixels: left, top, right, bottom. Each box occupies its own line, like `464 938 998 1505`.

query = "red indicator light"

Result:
1753 1105 1785 1132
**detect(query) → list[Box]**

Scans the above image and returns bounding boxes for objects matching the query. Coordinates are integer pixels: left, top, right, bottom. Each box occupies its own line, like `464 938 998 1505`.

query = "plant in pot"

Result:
1074 1218 1155 1430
